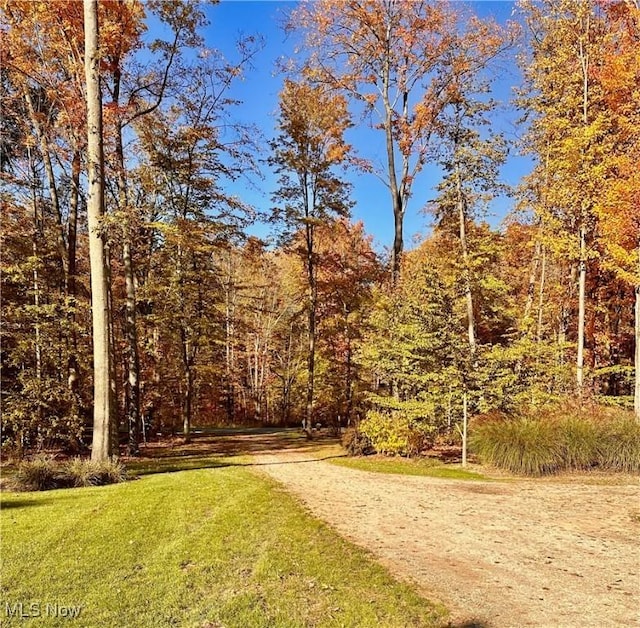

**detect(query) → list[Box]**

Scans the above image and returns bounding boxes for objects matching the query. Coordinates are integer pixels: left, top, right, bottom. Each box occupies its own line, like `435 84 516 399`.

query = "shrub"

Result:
14 456 127 491
359 410 433 456
2 379 85 454
341 428 375 456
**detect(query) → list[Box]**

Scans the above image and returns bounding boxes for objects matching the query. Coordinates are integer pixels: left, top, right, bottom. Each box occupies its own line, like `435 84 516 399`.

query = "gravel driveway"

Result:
252 449 640 628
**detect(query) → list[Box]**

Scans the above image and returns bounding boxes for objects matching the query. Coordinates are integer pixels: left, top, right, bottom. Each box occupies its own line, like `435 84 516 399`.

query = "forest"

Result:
1 0 639 465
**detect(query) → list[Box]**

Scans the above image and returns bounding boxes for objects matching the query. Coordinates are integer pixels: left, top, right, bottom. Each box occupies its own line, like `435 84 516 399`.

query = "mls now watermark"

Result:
5 601 83 620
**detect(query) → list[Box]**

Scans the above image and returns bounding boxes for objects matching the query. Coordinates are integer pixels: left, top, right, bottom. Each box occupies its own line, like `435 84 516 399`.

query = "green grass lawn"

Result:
0 463 446 627
330 455 489 481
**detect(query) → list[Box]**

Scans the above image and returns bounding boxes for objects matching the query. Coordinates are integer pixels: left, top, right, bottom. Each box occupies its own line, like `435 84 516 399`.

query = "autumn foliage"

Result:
0 0 638 462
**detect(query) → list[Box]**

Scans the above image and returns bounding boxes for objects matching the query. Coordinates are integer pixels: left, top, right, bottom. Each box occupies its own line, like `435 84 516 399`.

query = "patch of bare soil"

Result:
252 448 640 628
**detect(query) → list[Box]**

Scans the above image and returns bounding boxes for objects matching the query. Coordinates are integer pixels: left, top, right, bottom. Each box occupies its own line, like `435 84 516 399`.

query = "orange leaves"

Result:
277 79 352 173
100 0 146 62
290 0 511 283
3 0 146 158
593 1 640 283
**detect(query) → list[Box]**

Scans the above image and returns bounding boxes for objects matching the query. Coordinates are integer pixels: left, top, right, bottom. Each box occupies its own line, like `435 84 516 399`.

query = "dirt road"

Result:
252 449 640 628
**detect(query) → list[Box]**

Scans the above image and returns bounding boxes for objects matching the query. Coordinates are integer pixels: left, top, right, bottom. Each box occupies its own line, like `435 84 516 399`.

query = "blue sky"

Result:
195 1 533 252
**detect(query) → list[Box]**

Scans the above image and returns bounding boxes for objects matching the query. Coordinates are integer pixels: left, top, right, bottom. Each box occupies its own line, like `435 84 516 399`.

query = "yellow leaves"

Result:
326 144 348 163
522 0 640 285
277 79 351 169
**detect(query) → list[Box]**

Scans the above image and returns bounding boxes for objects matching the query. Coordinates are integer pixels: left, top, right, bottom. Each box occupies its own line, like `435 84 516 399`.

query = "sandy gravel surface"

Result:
252 450 640 628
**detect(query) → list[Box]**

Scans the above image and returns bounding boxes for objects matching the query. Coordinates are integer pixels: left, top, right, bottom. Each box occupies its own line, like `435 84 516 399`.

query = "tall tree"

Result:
2 0 88 393
102 0 209 453
135 49 257 440
519 0 612 394
84 0 115 461
314 219 381 427
595 0 640 418
292 0 509 282
270 80 353 436
430 70 508 464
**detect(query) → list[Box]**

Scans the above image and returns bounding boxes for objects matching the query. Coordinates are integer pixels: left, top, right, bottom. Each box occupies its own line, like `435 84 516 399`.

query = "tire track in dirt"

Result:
252 451 640 628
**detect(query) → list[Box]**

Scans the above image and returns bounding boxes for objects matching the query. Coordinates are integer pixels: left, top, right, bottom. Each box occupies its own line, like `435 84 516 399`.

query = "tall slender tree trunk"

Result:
536 245 547 345
635 253 639 421
344 303 353 427
305 222 316 439
111 65 141 455
380 37 407 286
224 261 236 423
28 148 42 386
462 388 468 468
23 89 68 285
456 164 475 468
182 364 193 443
105 243 119 451
123 239 140 453
179 324 193 443
523 234 542 328
576 16 590 396
33 236 42 380
576 224 587 393
84 0 115 461
457 169 476 356
67 150 80 393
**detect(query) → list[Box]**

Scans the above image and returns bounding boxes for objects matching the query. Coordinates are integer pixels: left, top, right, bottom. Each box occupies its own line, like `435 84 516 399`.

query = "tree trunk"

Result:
84 0 115 461
123 239 140 454
182 365 193 443
523 236 542 329
305 223 316 438
28 148 42 386
380 36 406 286
536 244 547 345
635 279 639 422
457 166 474 466
106 243 119 452
576 17 589 396
576 224 587 393
457 168 476 356
224 266 235 423
462 388 468 468
344 304 353 427
112 63 141 455
23 89 68 286
67 150 80 393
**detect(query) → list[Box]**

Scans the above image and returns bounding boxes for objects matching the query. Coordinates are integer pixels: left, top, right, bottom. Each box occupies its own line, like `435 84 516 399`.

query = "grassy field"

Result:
330 455 489 481
0 456 446 627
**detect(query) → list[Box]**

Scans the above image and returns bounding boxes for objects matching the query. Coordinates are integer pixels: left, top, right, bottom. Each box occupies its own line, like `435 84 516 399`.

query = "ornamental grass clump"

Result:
470 404 640 476
65 457 127 487
14 456 127 491
556 416 599 471
597 417 640 473
469 418 562 476
15 455 62 491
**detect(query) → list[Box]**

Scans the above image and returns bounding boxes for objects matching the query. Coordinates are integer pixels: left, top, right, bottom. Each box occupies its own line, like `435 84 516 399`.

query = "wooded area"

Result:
1 0 638 462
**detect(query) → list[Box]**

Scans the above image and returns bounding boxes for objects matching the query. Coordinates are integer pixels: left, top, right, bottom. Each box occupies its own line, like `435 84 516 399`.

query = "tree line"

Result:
1 0 638 461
